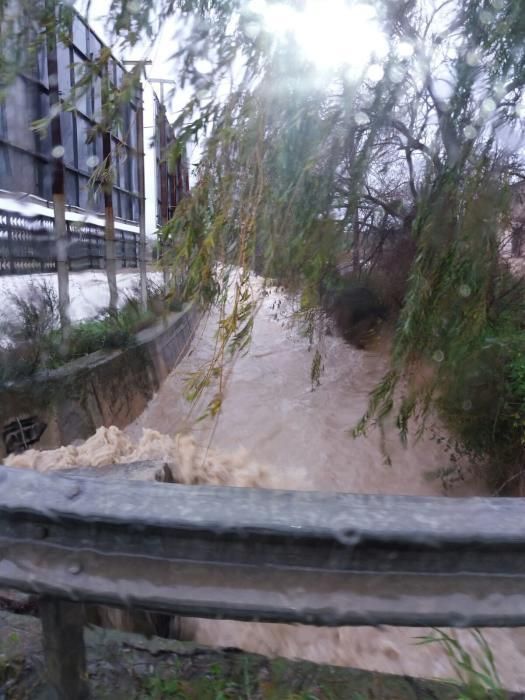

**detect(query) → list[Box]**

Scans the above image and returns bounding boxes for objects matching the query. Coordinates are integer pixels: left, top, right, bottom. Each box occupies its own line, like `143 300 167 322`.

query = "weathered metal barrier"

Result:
1 464 524 698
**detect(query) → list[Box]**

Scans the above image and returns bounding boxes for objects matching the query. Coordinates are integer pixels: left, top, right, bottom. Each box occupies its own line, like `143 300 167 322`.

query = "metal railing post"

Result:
40 598 89 699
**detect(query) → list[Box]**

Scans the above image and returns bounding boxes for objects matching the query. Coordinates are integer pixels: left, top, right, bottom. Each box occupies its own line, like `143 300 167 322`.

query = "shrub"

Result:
65 304 153 359
0 280 61 376
430 265 525 493
129 278 184 315
318 267 389 349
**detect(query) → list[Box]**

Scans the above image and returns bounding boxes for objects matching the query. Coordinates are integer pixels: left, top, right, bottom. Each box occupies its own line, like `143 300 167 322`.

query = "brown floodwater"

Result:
8 284 525 690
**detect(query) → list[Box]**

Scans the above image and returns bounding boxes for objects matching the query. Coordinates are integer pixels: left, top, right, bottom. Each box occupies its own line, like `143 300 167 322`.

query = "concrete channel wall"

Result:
0 305 200 459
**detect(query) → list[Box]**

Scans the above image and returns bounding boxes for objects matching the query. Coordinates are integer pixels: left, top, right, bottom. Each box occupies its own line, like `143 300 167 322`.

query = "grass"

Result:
141 674 334 700
138 630 509 700
417 629 508 700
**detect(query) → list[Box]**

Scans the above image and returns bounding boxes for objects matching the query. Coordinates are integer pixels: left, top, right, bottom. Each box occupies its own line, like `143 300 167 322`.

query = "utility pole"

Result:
102 64 118 311
46 0 70 332
123 61 151 311
149 79 177 288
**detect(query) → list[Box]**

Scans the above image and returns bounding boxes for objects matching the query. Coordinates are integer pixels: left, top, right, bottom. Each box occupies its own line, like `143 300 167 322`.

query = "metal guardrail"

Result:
1 464 525 697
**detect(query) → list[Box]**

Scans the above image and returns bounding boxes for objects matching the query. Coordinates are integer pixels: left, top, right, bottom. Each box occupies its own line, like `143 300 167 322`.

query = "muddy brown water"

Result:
7 285 525 690
126 287 525 692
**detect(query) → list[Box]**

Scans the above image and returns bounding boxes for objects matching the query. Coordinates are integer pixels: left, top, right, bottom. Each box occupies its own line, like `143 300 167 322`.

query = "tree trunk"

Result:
102 129 118 311
137 82 148 310
352 208 361 274
46 1 70 331
101 63 118 312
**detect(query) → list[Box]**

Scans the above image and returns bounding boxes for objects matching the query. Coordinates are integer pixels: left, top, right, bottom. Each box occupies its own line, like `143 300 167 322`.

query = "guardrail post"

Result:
39 598 89 699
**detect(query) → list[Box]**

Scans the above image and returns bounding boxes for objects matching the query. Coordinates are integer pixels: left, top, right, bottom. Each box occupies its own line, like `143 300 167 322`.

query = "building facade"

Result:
0 7 188 276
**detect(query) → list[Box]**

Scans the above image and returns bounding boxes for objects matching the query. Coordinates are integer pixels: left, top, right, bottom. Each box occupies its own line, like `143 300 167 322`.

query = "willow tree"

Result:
155 1 525 433
3 0 525 476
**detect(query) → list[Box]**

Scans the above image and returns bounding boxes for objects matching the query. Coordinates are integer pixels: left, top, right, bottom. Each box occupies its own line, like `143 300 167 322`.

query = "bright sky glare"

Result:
247 0 389 73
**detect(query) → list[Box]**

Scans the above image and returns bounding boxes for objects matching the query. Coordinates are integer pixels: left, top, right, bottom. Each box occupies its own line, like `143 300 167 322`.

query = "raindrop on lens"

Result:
433 350 445 363
479 10 493 24
462 400 473 411
366 64 384 83
354 111 370 126
459 284 471 297
66 483 82 500
397 41 414 58
463 125 477 140
86 155 99 168
51 145 65 159
466 49 481 66
515 99 525 119
244 21 261 39
481 98 496 114
388 66 404 84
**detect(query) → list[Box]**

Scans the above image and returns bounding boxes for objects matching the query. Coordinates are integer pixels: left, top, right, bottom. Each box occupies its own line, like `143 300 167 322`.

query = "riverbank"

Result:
0 610 491 700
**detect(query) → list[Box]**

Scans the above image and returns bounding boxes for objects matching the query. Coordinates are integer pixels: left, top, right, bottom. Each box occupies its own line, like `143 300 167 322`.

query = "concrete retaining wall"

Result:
0 305 200 458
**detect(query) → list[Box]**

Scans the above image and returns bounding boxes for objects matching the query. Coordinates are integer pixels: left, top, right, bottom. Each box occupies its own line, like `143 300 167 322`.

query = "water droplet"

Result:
354 111 370 126
397 41 414 59
247 0 266 15
128 0 140 11
479 9 493 24
66 483 82 500
68 563 82 575
336 529 361 547
481 97 496 114
195 58 213 74
51 145 65 159
463 125 477 140
388 65 405 84
462 399 473 411
466 49 481 67
244 20 261 39
433 350 445 363
34 526 48 540
366 64 384 83
515 99 525 119
459 284 471 297
490 0 505 9
48 73 58 88
49 104 61 118
86 155 99 168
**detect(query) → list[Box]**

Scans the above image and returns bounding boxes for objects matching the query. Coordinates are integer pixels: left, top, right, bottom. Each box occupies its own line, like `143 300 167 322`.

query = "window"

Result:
35 45 48 84
0 103 11 183
0 101 8 139
32 89 51 155
36 160 51 200
60 112 75 168
0 144 11 182
65 169 78 207
129 107 137 149
76 116 95 173
72 16 88 56
57 44 72 97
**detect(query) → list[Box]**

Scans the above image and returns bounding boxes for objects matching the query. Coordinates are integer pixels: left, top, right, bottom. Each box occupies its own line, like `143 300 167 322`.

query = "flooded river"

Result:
7 284 525 690
128 286 525 691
